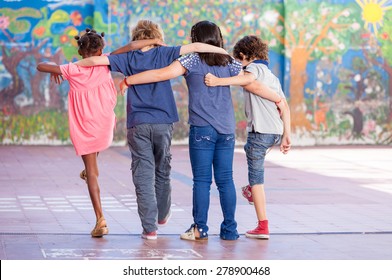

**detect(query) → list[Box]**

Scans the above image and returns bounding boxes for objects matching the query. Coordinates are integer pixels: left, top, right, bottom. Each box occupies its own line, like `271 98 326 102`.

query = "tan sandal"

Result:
80 169 87 183
180 224 208 241
91 216 109 238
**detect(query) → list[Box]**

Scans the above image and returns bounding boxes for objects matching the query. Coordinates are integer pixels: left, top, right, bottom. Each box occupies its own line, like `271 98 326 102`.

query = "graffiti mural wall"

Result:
1 0 391 146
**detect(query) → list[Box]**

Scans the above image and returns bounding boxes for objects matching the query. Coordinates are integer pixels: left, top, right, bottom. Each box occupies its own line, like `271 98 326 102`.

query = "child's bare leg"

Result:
82 153 103 221
245 183 269 239
82 153 108 237
251 184 267 221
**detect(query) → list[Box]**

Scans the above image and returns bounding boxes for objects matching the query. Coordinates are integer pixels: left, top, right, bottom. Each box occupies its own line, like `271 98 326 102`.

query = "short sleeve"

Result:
245 63 265 81
228 60 242 77
178 53 200 71
59 63 76 80
107 53 128 73
159 46 181 62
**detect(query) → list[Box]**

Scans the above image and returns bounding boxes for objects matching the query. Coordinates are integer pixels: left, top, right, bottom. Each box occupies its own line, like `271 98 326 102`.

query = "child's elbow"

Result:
36 63 44 72
90 59 101 66
283 99 290 109
280 100 290 114
192 43 203 52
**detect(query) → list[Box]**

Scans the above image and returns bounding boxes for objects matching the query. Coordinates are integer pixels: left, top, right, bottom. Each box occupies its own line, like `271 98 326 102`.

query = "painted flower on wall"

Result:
0 16 10 29
34 26 45 37
59 34 69 43
381 32 389 40
70 11 82 26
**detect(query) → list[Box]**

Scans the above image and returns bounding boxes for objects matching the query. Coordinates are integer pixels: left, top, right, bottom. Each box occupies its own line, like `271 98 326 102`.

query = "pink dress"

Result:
60 62 117 156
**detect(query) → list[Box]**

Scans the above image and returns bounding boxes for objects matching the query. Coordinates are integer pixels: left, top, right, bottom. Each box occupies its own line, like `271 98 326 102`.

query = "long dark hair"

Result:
190 21 232 66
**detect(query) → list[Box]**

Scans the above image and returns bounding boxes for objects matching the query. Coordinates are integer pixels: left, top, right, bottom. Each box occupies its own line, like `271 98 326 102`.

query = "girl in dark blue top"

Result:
121 21 242 241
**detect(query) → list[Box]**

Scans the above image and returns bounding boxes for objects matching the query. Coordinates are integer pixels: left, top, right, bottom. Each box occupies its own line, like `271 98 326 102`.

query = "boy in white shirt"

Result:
205 35 291 239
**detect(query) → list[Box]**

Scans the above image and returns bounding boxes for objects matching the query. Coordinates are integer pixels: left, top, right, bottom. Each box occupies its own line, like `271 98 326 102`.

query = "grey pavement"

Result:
0 145 392 260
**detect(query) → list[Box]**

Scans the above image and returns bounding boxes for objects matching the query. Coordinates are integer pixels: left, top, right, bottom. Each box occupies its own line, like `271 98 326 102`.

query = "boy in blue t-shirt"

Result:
76 20 228 240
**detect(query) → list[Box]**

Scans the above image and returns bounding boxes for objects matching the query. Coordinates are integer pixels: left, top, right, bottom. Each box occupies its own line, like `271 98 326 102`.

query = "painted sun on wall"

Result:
357 0 390 35
0 0 391 146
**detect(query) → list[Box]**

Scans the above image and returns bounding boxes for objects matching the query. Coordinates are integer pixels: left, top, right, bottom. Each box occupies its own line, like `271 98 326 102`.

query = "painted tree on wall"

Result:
1 0 390 145
113 0 273 140
0 8 45 114
94 0 127 50
367 8 392 122
336 56 385 139
258 1 362 133
377 11 392 144
113 0 271 59
33 8 79 61
0 4 95 141
352 0 392 144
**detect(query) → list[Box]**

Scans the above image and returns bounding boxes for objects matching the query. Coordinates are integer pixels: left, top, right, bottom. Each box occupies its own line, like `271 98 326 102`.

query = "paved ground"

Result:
0 145 392 260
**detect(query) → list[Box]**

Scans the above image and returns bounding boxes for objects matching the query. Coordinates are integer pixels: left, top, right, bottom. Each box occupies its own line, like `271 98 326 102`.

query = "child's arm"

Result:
179 43 228 55
275 98 291 154
246 80 292 153
119 60 186 94
245 81 292 153
205 70 291 153
205 72 281 102
205 71 255 86
37 62 64 84
243 80 282 103
36 62 62 75
74 56 110 67
111 38 165 55
75 39 166 67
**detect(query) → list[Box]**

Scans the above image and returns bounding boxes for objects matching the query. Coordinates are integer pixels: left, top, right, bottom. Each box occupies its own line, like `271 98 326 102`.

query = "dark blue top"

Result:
178 54 242 134
108 46 181 128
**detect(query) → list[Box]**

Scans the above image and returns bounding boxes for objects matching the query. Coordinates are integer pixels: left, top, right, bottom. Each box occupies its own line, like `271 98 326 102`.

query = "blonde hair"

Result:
131 20 164 41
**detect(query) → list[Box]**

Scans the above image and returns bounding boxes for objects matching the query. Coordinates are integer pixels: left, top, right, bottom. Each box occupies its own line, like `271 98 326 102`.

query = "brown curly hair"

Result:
74 28 105 57
233 35 269 62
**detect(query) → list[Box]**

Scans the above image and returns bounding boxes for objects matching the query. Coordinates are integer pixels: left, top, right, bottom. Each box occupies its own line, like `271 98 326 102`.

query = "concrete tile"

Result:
0 145 392 260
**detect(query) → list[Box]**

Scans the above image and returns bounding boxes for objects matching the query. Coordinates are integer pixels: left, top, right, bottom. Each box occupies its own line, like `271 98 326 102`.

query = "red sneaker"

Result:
158 210 172 226
245 220 269 239
141 231 157 240
241 185 254 205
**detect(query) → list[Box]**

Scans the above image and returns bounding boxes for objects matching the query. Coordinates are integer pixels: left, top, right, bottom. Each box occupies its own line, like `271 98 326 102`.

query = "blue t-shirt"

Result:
108 46 181 128
178 54 242 134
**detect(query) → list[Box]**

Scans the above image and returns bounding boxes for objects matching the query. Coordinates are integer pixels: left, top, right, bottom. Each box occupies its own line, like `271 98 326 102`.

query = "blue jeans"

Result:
245 133 281 186
189 125 239 240
127 124 173 233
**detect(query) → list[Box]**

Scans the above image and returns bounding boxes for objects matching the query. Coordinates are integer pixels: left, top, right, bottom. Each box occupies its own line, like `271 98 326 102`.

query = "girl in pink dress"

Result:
37 29 161 237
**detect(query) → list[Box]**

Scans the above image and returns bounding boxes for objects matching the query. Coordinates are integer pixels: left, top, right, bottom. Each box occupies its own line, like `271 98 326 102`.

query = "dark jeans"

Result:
127 124 173 233
188 125 239 240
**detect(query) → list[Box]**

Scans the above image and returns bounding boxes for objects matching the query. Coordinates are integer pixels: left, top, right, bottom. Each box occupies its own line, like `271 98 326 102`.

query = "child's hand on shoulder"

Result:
205 73 219 87
154 38 166 47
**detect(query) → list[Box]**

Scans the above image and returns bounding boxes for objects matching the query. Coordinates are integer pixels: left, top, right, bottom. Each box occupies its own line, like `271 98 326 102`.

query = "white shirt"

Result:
243 62 286 135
